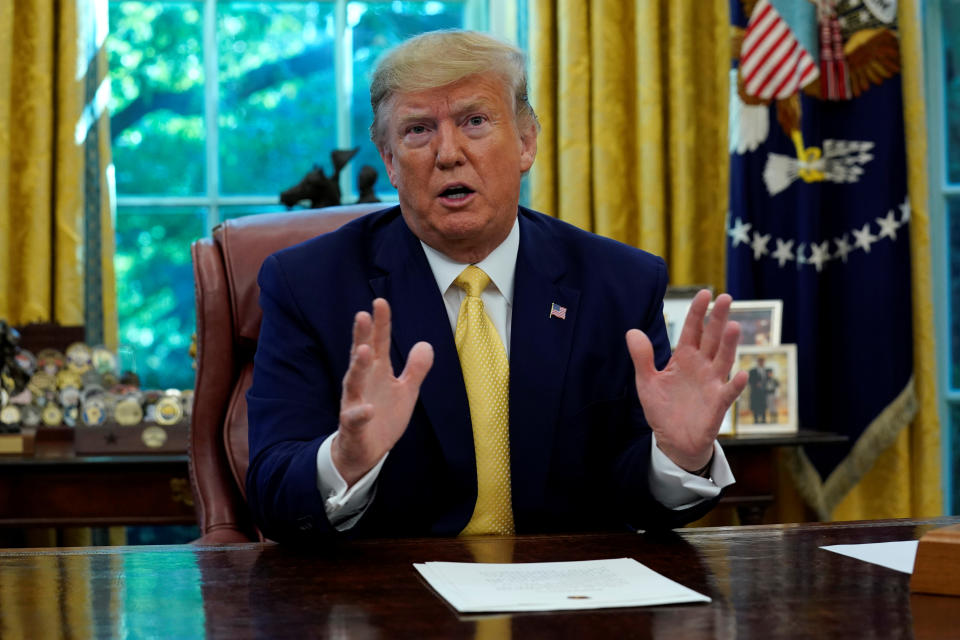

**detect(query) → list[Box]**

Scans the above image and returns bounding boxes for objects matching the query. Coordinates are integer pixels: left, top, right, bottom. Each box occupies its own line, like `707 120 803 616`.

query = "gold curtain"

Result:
830 0 940 520
0 0 117 345
529 0 730 291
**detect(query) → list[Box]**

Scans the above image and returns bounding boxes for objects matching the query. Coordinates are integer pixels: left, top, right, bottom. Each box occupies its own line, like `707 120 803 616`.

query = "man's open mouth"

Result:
439 185 475 200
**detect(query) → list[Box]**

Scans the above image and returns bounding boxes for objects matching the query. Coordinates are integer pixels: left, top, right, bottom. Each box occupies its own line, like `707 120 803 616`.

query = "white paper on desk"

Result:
413 558 710 613
820 540 919 574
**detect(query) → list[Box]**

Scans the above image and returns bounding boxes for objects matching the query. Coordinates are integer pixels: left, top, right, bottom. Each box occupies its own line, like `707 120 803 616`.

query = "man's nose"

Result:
434 122 465 169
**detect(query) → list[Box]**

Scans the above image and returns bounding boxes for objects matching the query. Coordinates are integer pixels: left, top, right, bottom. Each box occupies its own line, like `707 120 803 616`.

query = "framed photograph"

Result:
726 300 783 346
718 405 734 436
662 285 713 349
731 344 798 435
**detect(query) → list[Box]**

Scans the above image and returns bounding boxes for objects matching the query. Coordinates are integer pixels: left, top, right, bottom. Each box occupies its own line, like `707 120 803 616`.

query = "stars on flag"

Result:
808 241 832 272
728 217 752 247
729 198 909 272
899 198 911 223
751 231 771 259
834 234 853 263
875 210 900 240
772 238 795 267
796 243 808 267
852 223 878 253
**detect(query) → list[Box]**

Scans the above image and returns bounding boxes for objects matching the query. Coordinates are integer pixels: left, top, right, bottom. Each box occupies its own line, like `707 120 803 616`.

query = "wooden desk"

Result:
0 518 955 638
720 429 847 524
0 452 195 528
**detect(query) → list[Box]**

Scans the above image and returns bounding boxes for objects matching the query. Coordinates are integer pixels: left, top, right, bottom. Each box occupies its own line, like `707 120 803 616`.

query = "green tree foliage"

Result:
114 208 203 389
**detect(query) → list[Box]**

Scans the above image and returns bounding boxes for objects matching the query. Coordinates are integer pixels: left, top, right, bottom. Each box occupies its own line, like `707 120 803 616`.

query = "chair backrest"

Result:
189 203 389 543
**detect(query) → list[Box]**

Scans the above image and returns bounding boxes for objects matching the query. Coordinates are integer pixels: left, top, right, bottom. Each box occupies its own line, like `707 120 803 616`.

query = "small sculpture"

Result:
280 148 360 209
0 321 28 395
356 165 381 203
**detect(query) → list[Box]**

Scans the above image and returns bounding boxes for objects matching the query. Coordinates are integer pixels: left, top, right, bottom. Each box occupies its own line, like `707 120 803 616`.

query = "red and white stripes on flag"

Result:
739 0 818 100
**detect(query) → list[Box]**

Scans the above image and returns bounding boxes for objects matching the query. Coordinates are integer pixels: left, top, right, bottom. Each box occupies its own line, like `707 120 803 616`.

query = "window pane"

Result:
115 207 205 390
108 2 206 196
218 2 338 196
348 1 467 201
944 0 960 183
950 198 960 388
952 404 960 514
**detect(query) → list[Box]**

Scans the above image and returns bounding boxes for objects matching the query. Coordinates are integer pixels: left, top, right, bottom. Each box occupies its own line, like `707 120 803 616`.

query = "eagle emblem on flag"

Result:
730 0 901 196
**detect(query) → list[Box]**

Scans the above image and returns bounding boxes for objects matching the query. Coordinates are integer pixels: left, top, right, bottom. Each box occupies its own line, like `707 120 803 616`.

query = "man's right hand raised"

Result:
332 298 434 487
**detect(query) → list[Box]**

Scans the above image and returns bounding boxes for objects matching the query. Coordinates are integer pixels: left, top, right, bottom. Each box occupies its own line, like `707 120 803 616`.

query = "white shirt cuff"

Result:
648 435 735 510
316 433 388 531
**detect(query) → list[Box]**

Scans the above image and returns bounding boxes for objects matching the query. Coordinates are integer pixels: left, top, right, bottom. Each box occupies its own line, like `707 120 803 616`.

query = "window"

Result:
926 0 960 514
108 0 521 389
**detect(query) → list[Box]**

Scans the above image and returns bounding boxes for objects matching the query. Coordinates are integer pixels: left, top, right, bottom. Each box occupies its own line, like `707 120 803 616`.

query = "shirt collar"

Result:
420 216 519 301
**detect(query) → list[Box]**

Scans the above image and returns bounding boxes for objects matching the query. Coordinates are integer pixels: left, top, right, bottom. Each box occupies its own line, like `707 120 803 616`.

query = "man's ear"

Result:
518 119 538 173
378 145 399 188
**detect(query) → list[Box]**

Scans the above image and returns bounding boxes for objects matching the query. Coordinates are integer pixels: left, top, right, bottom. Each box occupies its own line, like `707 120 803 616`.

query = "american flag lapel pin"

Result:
549 302 567 320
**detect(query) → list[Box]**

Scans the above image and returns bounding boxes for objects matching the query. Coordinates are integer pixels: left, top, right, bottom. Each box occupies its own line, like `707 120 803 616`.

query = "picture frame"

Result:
662 285 713 349
731 344 798 435
726 299 783 346
718 405 734 436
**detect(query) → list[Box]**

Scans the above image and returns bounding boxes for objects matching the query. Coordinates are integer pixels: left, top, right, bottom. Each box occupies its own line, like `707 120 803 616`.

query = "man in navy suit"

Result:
246 31 748 544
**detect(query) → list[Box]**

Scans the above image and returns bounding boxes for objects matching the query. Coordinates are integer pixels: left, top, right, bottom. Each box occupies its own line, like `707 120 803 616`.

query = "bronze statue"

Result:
0 321 27 395
356 165 381 203
280 148 360 209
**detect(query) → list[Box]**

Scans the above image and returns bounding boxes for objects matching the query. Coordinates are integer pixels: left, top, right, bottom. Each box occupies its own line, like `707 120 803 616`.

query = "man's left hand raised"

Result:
626 290 748 473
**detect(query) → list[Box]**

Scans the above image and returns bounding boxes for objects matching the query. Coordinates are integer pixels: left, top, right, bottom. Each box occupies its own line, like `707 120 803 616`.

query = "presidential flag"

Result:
727 0 913 519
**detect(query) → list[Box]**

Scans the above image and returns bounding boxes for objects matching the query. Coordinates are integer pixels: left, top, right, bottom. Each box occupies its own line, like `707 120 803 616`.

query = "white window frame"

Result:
923 0 954 513
113 0 518 231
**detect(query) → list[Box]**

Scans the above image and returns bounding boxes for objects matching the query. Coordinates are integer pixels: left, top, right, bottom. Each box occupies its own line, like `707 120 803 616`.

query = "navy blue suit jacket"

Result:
246 206 720 544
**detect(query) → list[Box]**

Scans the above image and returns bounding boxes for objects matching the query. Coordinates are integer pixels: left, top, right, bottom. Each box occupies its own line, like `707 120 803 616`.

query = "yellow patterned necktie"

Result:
454 265 514 535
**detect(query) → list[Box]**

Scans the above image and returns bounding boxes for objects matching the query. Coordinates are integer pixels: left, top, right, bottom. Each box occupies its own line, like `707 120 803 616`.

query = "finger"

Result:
399 341 435 389
342 343 373 403
371 298 392 359
675 289 712 350
339 403 373 430
625 329 657 386
700 293 733 360
719 369 749 409
712 320 742 376
350 310 373 358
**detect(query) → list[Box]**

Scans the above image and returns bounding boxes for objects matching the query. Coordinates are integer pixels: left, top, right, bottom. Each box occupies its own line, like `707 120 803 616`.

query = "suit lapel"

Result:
509 211 580 522
368 215 476 494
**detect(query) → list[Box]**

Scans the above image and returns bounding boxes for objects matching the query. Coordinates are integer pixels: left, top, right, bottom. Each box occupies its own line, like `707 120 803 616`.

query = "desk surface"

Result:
0 517 957 639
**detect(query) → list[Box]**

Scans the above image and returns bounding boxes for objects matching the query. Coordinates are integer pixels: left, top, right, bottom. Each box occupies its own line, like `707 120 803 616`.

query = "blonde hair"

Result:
369 30 538 149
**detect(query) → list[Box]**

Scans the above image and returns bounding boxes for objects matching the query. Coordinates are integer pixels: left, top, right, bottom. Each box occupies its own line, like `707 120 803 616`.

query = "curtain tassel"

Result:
818 0 852 100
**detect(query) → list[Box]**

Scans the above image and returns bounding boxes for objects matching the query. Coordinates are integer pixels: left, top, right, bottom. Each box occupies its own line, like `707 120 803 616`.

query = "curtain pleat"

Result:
0 0 116 346
531 0 729 292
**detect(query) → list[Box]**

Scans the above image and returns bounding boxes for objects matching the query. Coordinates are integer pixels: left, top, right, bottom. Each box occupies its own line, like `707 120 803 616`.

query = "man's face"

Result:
378 72 537 263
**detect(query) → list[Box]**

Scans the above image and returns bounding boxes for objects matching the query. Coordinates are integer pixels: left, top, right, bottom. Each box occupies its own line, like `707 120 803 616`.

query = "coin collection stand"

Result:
0 342 191 455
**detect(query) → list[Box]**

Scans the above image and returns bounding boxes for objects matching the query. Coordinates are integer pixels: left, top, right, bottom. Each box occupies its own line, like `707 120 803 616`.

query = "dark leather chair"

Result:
189 203 389 543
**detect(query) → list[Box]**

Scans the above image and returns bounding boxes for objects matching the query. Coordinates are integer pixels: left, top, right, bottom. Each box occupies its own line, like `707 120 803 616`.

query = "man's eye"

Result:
467 116 486 127
407 125 427 135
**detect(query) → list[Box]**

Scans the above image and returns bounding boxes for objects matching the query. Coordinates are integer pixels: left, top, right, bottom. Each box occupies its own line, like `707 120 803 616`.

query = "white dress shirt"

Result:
316 218 734 530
